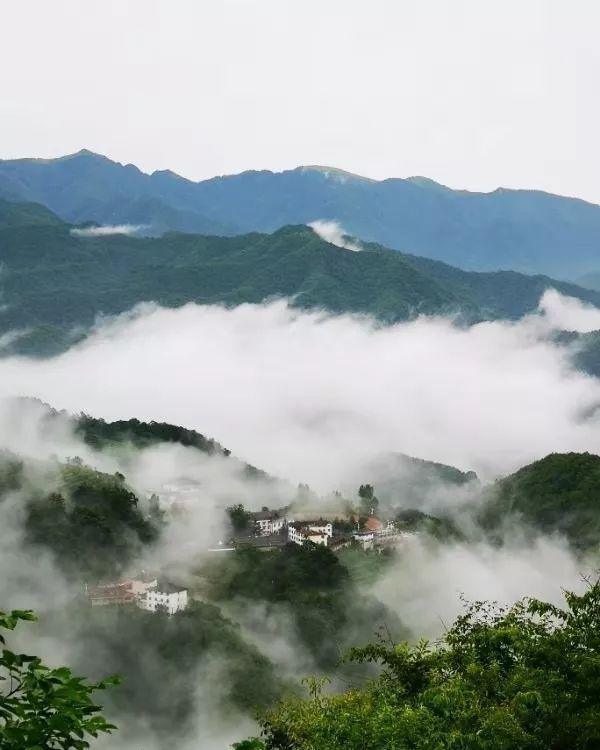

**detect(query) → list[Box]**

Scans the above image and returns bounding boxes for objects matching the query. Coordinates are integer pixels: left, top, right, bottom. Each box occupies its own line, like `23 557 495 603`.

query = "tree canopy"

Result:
248 581 600 750
0 609 117 750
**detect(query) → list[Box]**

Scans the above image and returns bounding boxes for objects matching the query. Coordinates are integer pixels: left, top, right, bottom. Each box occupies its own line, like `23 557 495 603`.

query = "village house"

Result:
86 574 187 615
87 581 137 607
251 509 287 536
288 520 333 547
126 573 158 596
86 574 158 606
353 518 416 550
137 581 188 615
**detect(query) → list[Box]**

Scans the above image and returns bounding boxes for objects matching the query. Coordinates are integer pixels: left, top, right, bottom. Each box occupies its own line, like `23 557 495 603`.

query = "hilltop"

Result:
481 451 600 550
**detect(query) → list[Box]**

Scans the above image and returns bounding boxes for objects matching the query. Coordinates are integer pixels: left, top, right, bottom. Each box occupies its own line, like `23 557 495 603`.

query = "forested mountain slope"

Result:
481 451 600 550
2 150 600 278
2 200 600 357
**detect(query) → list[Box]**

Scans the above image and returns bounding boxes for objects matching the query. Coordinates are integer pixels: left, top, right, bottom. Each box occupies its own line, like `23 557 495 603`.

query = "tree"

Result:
254 581 600 749
226 503 253 532
0 609 118 749
358 484 379 516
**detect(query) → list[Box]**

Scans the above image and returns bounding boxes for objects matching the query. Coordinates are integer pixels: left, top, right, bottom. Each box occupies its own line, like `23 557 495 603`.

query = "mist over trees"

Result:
1 401 600 748
252 583 600 749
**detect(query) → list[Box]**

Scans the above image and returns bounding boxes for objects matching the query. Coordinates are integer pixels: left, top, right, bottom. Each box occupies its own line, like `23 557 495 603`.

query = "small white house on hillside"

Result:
252 510 287 536
137 582 188 615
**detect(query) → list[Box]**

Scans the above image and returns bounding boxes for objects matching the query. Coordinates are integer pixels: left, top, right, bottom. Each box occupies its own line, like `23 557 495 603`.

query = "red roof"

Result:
364 517 383 532
87 581 135 605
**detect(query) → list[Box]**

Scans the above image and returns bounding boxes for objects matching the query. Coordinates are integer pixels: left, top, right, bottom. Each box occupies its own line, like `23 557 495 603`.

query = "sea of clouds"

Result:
1 288 600 748
0 289 599 491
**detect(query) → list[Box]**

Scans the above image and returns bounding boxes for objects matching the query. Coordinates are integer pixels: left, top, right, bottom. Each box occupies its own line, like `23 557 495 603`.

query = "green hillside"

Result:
358 452 478 509
0 451 158 579
2 201 600 357
250 583 600 750
481 452 600 550
0 198 63 229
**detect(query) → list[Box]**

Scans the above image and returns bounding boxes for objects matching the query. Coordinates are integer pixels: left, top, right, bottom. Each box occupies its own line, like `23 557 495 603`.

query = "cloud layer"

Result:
0 290 599 492
309 220 363 251
70 224 145 237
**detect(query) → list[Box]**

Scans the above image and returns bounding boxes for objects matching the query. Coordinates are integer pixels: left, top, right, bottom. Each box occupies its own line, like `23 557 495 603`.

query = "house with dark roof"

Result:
251 508 287 536
136 580 188 615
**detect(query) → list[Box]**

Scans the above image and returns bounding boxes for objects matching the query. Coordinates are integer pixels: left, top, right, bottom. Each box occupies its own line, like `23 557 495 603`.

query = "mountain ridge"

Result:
2 150 600 278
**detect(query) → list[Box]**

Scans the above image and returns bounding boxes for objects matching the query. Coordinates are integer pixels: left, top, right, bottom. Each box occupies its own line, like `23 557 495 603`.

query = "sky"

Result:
1 0 599 201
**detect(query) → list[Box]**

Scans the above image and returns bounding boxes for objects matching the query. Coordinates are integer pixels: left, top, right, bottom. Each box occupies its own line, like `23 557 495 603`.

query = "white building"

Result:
252 510 287 536
137 582 188 615
288 521 333 547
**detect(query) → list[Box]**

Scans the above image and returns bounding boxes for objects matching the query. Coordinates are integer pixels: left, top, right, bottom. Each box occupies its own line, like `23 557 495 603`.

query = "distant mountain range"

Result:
2 198 600 357
1 150 600 280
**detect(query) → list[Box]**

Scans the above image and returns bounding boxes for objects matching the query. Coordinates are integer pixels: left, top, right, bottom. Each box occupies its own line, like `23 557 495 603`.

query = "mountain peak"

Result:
73 148 97 157
151 168 182 179
57 148 109 162
296 165 375 183
404 176 450 191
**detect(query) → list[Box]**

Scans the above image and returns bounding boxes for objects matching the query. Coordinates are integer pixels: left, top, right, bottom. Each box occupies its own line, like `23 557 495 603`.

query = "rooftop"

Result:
155 581 187 594
252 510 278 521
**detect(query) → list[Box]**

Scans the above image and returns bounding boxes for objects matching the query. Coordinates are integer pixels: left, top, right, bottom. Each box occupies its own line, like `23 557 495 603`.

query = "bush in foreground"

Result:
243 581 600 749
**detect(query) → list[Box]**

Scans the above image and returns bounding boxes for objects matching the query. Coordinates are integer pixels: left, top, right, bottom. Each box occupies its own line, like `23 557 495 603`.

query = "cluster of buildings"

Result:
86 574 188 615
249 509 335 547
240 508 412 552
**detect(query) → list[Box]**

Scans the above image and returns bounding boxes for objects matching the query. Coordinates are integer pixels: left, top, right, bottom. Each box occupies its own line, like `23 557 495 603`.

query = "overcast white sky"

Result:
2 0 599 201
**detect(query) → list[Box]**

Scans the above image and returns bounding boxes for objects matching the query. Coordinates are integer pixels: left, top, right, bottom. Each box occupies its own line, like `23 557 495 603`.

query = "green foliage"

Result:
0 198 63 230
9 460 159 580
256 582 600 749
395 508 463 542
0 609 117 750
75 414 229 456
207 544 406 669
0 452 24 495
357 484 379 516
481 452 600 550
336 547 395 586
227 503 254 531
